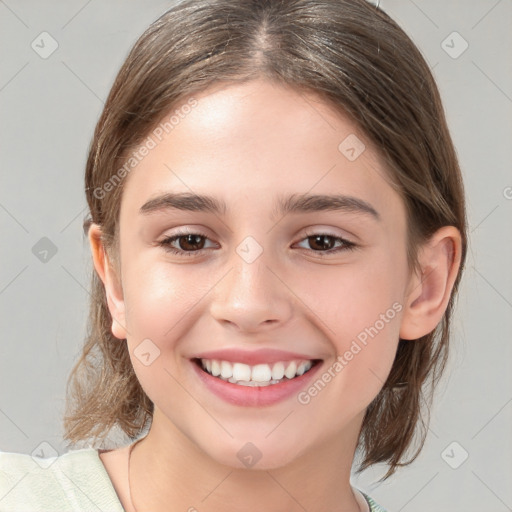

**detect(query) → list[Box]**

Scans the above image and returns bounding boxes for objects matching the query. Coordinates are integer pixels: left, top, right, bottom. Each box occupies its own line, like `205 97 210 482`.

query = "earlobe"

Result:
88 223 128 340
399 226 462 340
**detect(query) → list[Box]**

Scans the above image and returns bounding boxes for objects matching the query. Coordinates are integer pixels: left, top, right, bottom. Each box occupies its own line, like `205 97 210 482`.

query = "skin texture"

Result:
90 79 462 512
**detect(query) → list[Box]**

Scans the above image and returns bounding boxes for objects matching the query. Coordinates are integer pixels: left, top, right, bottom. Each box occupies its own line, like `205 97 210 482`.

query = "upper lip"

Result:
191 348 321 366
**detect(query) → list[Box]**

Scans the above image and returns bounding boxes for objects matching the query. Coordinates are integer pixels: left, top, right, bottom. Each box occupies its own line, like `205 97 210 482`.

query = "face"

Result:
105 79 412 469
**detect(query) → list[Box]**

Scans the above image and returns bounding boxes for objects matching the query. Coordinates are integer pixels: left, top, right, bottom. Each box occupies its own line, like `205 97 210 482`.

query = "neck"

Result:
128 409 366 512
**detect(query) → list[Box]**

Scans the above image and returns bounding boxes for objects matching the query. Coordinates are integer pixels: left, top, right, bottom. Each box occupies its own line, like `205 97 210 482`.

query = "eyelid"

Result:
301 228 355 243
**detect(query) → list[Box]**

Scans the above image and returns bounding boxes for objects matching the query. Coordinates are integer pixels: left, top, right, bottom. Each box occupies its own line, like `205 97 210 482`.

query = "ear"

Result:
88 223 128 340
399 226 462 340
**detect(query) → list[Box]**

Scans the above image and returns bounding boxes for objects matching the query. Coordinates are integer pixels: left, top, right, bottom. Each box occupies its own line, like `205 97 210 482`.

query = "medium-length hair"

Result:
64 0 468 479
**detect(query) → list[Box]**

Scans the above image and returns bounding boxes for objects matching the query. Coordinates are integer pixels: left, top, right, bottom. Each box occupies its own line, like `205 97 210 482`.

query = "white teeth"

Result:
271 362 285 380
284 361 297 379
251 364 272 382
199 358 315 385
232 362 251 382
296 361 308 376
211 360 221 377
220 361 232 379
229 378 271 386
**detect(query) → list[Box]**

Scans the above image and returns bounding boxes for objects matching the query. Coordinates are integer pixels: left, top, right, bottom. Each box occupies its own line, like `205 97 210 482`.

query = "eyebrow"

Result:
139 192 381 222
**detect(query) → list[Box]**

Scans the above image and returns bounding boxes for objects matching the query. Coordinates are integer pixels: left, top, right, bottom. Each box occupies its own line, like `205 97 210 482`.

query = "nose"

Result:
209 249 293 333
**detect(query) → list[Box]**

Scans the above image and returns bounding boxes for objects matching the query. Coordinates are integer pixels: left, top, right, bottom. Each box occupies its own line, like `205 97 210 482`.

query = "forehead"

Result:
119 79 403 225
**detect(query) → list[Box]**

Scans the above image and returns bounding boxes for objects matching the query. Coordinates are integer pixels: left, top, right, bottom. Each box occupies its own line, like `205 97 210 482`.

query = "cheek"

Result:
122 259 209 340
306 251 405 403
120 261 208 413
308 251 405 339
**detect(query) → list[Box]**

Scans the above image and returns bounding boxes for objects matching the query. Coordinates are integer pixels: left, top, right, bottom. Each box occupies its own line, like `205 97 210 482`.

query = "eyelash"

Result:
158 230 358 257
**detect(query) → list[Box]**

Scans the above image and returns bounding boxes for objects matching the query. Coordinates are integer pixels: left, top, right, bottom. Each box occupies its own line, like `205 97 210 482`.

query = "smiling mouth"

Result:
193 358 322 387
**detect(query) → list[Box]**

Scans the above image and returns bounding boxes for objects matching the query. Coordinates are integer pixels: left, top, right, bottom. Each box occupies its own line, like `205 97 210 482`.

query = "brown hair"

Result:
63 0 468 479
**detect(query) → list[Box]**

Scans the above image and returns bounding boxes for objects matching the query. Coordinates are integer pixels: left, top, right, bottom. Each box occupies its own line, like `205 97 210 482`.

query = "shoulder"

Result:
0 447 124 512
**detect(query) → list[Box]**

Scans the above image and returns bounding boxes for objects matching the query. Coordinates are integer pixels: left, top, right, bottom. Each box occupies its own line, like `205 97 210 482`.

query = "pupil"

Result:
310 235 333 250
182 234 204 250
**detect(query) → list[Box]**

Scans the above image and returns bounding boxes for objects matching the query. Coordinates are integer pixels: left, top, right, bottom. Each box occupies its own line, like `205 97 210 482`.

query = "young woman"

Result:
0 1 467 511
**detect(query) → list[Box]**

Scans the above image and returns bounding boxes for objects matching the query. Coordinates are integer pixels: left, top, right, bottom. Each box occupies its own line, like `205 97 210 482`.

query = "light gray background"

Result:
1 1 511 511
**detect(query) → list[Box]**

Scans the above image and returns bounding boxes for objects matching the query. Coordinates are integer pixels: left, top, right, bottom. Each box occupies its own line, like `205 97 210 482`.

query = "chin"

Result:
203 436 306 471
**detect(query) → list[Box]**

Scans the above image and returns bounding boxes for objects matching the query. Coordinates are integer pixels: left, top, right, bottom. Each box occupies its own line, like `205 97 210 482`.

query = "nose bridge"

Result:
229 254 267 300
209 238 293 331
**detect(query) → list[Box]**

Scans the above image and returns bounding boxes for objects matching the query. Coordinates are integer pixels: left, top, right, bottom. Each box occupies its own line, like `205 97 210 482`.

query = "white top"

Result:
0 448 388 511
0 447 124 511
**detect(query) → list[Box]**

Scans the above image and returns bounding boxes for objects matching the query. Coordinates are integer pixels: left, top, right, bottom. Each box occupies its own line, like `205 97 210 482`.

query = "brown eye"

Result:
296 232 357 256
175 234 206 251
159 232 214 256
307 235 337 251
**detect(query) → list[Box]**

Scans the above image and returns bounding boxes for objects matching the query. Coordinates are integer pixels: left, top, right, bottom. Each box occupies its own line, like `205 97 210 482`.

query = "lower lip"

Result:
191 359 323 407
